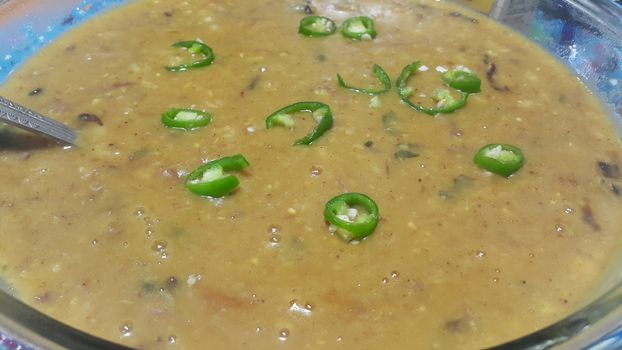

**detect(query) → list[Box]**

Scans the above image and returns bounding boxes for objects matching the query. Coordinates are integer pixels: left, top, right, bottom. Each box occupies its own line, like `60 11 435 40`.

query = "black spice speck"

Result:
483 54 510 92
611 183 621 197
77 113 103 126
598 161 621 179
581 204 601 231
28 88 44 96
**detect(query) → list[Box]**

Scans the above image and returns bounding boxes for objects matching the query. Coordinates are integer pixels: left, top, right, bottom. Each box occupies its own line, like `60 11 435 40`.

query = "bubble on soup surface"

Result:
278 328 290 341
187 274 202 286
268 225 281 233
167 275 177 284
134 207 146 217
288 299 312 316
152 240 167 252
269 234 281 245
119 322 133 337
89 182 104 191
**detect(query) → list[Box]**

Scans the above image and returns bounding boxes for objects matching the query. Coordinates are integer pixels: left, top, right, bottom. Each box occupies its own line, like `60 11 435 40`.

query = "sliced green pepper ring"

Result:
441 69 481 93
185 154 250 198
265 101 334 145
324 192 379 242
166 40 215 72
298 16 337 37
161 108 212 130
473 143 524 177
396 61 470 116
337 64 391 95
341 16 377 40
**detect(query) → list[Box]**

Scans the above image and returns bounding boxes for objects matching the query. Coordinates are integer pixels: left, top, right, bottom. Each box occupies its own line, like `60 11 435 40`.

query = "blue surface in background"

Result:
0 0 126 84
0 1 621 349
529 2 622 129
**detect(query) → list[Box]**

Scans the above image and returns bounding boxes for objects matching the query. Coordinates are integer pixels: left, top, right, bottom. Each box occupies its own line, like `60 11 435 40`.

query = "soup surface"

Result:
1 0 622 349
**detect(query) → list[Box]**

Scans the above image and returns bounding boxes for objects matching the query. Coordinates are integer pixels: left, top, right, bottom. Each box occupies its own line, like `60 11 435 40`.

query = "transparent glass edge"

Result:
527 0 622 134
0 3 133 349
491 0 622 347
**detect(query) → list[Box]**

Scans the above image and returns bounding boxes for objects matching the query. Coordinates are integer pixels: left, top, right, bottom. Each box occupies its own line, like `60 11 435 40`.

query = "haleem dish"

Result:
1 0 622 349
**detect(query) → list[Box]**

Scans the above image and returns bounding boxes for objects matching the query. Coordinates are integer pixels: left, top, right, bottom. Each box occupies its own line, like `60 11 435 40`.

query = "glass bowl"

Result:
0 0 621 349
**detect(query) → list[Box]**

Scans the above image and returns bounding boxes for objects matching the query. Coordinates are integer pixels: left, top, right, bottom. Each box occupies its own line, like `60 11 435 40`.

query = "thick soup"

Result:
1 0 622 349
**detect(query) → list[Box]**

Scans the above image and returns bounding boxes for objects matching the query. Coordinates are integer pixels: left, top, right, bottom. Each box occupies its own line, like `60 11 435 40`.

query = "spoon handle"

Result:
0 95 76 145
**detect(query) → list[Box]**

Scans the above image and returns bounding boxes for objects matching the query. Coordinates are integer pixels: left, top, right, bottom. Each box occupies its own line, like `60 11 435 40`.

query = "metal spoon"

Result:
0 95 76 146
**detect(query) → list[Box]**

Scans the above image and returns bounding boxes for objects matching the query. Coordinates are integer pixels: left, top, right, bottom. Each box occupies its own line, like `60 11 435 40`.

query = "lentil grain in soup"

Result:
1 0 622 348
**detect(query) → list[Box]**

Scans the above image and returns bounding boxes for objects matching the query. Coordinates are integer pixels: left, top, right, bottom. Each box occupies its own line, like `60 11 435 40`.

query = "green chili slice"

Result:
473 144 524 177
337 64 391 95
166 41 215 72
161 108 212 130
185 154 250 198
265 101 333 145
441 69 481 93
298 16 337 37
396 61 470 116
341 16 377 40
324 193 379 242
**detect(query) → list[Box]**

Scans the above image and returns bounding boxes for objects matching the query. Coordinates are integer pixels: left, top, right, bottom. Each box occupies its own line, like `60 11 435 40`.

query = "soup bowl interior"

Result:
0 0 621 349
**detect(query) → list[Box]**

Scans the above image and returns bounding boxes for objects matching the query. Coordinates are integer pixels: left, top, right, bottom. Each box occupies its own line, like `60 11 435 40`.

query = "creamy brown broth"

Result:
1 0 622 348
